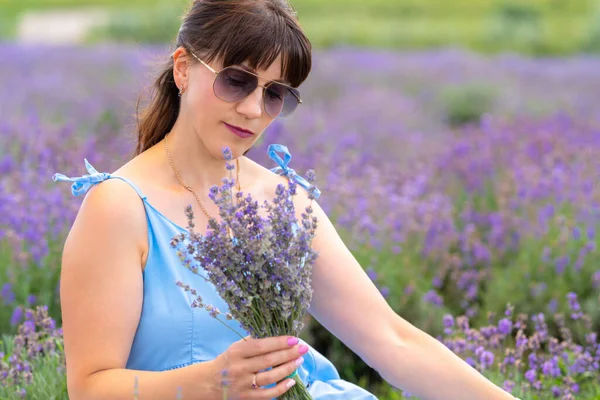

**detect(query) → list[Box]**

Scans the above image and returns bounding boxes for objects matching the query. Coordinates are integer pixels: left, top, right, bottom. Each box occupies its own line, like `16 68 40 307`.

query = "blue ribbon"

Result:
52 159 111 197
267 144 321 199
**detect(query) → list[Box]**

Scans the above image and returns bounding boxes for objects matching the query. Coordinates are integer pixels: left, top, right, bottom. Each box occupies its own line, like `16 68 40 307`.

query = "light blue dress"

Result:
53 145 378 399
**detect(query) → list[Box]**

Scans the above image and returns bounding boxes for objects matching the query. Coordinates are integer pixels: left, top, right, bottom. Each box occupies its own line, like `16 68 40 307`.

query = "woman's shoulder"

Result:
245 156 290 195
63 156 150 252
76 173 148 238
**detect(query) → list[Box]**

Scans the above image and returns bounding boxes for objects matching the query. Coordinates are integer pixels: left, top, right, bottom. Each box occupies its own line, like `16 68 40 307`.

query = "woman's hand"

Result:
212 335 308 399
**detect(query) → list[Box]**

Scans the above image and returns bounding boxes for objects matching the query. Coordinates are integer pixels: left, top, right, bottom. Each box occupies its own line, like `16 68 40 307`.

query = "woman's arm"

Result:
59 179 222 400
300 197 517 400
77 361 221 400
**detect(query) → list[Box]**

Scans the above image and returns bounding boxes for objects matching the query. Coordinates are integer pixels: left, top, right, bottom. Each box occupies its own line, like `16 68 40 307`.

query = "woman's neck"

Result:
162 124 240 193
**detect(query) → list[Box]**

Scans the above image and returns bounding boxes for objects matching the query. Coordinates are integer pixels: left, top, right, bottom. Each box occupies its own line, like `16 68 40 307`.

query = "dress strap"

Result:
52 159 147 200
267 144 321 199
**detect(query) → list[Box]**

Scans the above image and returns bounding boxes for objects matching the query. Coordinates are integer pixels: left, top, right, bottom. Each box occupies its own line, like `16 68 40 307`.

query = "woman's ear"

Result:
172 47 191 91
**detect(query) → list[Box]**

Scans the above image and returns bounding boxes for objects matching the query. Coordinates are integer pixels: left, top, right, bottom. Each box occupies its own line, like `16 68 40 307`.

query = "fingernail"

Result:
295 357 304 367
287 337 299 346
298 345 308 355
286 379 296 389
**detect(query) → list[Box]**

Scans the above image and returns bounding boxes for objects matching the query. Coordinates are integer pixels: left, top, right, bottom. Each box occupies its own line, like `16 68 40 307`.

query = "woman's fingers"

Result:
254 355 305 388
234 335 300 358
246 344 308 376
249 377 297 399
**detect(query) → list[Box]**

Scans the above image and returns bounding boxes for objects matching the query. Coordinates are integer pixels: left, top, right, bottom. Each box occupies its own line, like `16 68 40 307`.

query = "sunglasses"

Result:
185 50 302 118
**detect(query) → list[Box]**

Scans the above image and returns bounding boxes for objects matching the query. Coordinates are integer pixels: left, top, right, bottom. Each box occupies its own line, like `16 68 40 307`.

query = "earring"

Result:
178 85 185 97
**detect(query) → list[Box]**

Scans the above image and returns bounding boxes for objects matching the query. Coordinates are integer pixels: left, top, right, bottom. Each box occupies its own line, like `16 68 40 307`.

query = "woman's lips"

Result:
225 122 255 138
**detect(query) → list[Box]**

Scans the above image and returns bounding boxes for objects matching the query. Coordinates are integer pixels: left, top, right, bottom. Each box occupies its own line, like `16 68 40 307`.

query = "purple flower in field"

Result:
366 267 377 281
548 298 558 313
572 226 581 240
502 380 515 393
570 383 580 394
528 352 538 369
379 286 390 298
555 255 569 274
592 270 600 289
479 350 494 369
456 315 470 331
10 306 23 326
567 292 583 320
586 226 595 240
1 283 15 305
516 331 528 352
542 247 551 263
497 318 512 336
524 369 536 383
423 290 443 307
551 386 561 397
585 241 595 252
443 314 454 335
585 332 597 345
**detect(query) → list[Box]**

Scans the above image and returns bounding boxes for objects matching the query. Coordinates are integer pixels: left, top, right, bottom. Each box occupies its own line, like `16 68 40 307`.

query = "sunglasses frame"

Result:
182 50 303 118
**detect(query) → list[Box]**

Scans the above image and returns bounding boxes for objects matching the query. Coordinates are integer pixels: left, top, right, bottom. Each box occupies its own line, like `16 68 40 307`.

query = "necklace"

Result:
164 133 240 224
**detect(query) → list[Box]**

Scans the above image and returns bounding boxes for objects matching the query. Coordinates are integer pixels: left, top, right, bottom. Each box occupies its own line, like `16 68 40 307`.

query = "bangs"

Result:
183 0 312 88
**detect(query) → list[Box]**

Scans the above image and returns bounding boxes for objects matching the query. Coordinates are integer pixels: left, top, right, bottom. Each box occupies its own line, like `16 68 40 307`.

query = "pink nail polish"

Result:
298 345 308 355
295 357 304 366
287 337 299 346
286 379 296 389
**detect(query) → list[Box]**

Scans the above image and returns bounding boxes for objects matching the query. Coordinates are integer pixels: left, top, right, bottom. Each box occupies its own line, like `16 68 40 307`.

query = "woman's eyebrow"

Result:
239 64 290 85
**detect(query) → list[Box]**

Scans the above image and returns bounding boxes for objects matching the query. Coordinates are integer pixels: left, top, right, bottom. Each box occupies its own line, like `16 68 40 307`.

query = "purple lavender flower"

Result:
10 306 23 327
502 380 515 393
567 292 583 320
1 283 15 305
366 267 377 281
379 286 390 298
423 290 443 307
524 369 536 383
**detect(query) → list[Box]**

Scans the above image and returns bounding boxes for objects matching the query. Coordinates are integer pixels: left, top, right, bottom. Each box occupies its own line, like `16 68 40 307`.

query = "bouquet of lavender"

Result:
170 145 320 400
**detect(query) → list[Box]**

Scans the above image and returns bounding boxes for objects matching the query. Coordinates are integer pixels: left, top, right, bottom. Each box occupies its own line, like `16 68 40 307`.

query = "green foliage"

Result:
582 3 600 53
86 2 185 45
440 83 498 127
0 239 63 335
1 0 599 55
0 335 68 400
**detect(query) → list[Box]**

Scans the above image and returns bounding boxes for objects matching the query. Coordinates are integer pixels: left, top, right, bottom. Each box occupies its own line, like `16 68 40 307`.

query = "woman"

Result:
53 0 521 399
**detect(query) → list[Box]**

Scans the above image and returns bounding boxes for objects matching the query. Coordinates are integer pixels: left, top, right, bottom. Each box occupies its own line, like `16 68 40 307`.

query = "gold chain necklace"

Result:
164 134 240 223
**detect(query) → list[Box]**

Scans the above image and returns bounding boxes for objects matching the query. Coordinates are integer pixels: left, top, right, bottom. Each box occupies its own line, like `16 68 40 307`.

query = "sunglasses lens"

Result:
265 83 300 118
214 68 257 102
214 67 300 118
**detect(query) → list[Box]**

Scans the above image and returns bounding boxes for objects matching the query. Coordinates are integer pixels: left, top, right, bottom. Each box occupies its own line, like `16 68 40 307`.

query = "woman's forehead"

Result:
222 54 287 85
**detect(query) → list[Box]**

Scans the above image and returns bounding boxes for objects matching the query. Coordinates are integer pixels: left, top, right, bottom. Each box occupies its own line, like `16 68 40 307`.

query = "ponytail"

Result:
134 62 180 156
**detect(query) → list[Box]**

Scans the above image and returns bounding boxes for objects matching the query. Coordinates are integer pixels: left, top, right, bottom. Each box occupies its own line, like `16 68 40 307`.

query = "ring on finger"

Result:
251 373 259 389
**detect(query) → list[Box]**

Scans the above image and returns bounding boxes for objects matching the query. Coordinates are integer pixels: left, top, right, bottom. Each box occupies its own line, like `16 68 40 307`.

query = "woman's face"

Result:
175 49 285 160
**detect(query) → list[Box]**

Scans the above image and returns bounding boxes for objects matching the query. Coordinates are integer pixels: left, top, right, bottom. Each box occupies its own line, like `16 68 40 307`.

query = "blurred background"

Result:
2 0 600 53
1 1 600 399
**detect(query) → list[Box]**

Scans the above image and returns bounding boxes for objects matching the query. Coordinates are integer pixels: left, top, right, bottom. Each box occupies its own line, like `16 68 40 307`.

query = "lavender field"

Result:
1 42 600 399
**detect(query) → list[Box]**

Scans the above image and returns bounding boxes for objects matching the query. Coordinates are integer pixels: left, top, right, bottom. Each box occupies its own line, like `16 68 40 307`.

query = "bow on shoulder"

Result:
267 144 321 199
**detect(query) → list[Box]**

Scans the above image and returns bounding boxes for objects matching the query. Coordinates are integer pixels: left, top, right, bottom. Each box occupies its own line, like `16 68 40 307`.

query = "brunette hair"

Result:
134 0 312 156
